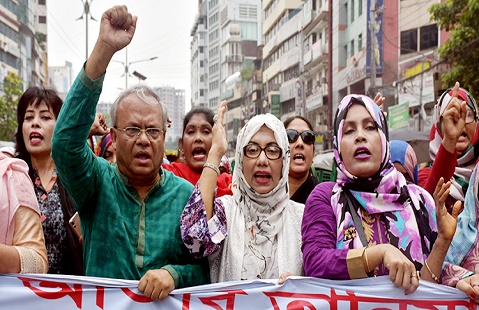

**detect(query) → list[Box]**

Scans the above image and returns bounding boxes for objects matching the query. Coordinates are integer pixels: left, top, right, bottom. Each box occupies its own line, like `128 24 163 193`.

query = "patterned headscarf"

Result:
231 113 290 245
443 162 479 273
331 94 437 270
94 132 112 158
390 140 418 184
430 87 479 201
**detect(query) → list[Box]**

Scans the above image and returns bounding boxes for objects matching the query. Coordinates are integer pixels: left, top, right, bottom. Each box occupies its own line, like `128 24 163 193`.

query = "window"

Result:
39 0 46 4
400 29 417 55
350 39 355 57
200 60 204 68
420 24 438 50
39 16 46 24
199 46 203 53
359 0 363 16
358 33 362 50
351 0 355 22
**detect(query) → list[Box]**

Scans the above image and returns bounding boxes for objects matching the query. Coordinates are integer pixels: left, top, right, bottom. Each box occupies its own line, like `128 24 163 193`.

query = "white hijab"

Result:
210 114 304 282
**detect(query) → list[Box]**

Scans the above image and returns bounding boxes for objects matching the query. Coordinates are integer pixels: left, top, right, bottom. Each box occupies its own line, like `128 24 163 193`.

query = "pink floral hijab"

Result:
331 95 437 270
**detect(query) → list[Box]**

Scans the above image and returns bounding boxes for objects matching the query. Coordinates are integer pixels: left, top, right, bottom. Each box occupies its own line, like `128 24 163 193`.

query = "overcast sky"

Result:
47 0 196 111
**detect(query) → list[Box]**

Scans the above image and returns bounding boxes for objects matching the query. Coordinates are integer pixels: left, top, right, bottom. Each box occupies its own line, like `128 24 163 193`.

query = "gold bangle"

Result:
203 163 220 176
362 247 370 273
424 259 439 283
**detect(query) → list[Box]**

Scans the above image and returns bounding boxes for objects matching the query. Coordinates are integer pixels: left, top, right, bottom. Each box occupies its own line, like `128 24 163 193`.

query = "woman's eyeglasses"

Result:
466 109 477 124
243 143 282 160
286 129 316 145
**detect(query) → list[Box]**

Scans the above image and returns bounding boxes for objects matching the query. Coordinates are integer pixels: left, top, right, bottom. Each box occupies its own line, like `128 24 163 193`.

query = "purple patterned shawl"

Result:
331 95 438 270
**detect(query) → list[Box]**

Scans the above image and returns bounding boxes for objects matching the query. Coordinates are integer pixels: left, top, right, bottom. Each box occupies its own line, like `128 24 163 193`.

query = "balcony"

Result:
225 55 244 63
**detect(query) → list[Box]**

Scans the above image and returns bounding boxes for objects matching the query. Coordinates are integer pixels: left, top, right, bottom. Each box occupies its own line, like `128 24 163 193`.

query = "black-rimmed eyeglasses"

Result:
114 126 164 141
243 143 282 160
286 129 315 145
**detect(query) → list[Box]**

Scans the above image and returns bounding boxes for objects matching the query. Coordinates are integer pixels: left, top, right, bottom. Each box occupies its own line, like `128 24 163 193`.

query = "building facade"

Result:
155 86 186 142
0 0 48 90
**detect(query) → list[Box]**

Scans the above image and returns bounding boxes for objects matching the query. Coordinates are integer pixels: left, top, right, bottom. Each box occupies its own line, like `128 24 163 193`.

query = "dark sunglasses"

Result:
286 129 315 145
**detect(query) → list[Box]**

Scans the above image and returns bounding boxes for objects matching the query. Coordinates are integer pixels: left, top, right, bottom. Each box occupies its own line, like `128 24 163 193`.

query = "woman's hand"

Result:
381 244 419 295
278 272 293 284
441 82 467 153
209 100 228 159
433 177 461 242
456 274 479 302
374 92 387 117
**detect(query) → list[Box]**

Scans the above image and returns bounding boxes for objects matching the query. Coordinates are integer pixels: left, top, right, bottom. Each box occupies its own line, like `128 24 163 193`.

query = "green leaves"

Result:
0 72 23 142
430 0 479 98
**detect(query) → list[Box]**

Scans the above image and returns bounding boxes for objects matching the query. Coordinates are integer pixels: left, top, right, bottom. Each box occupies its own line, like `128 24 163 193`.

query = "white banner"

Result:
0 274 475 309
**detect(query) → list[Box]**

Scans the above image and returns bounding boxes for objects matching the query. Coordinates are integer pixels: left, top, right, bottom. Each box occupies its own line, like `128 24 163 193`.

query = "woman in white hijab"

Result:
181 101 304 282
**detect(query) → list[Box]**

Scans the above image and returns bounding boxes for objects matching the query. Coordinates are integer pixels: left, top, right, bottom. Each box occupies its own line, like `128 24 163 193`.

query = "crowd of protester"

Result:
4 4 479 303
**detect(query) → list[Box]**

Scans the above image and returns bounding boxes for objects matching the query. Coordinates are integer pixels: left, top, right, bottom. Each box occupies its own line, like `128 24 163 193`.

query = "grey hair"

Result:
110 84 168 130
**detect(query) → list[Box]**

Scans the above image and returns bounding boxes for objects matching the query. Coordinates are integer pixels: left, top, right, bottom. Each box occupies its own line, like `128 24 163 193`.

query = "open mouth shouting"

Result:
29 131 44 146
192 147 207 161
292 153 306 164
135 151 151 164
254 170 272 185
354 146 371 159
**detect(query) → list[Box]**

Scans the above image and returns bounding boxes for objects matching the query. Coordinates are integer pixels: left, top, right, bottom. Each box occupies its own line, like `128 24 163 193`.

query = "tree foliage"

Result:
240 61 255 81
429 0 479 98
0 72 23 142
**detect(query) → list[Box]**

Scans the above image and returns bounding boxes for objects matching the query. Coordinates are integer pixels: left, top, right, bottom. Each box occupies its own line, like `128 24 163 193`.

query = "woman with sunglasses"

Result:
283 116 318 204
180 104 304 283
418 82 479 212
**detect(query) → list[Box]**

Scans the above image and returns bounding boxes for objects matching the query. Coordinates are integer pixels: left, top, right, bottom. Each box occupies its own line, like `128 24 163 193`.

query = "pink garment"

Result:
0 152 40 245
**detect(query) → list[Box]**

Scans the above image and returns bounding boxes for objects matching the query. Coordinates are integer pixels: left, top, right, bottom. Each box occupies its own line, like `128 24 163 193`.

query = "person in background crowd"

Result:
302 94 460 295
15 86 84 275
418 82 479 211
163 105 232 197
0 152 48 274
218 154 231 175
441 162 479 302
390 140 418 184
51 5 209 300
283 116 318 204
181 107 304 283
94 132 116 164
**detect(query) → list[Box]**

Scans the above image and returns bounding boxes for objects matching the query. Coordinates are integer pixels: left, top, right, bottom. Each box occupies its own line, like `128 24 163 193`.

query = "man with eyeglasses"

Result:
52 6 209 300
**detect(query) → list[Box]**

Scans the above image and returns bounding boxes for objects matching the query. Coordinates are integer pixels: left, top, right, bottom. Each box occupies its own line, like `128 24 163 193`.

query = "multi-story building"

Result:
0 0 47 90
331 0 397 119
262 0 304 121
396 0 448 132
301 0 329 150
48 61 73 100
191 0 262 154
191 0 208 108
155 86 186 142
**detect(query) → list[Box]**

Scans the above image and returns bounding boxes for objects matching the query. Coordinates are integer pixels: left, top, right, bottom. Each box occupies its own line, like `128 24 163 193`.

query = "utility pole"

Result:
112 48 158 89
77 0 96 60
299 25 305 117
369 0 377 97
418 55 425 131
